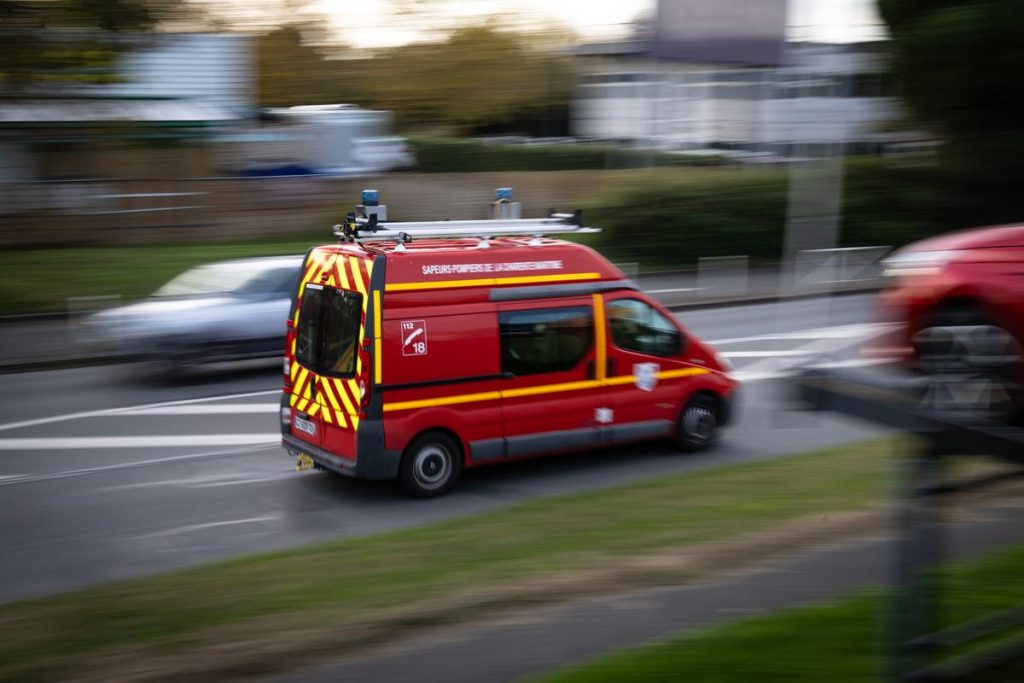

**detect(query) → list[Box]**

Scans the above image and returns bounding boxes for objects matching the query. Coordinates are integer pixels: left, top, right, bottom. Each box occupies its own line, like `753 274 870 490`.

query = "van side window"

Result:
295 285 363 378
500 306 593 376
607 299 682 357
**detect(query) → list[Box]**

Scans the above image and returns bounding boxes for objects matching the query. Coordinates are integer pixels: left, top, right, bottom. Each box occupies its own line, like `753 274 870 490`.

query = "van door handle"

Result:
586 360 595 379
606 358 616 376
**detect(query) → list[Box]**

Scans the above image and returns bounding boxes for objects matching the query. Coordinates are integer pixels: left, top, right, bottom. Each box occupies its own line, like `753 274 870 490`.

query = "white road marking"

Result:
135 514 282 539
0 389 280 433
0 444 278 487
812 357 894 370
733 354 895 383
646 287 702 294
0 434 279 450
192 475 293 487
122 404 279 416
720 350 810 358
709 323 898 346
101 472 293 491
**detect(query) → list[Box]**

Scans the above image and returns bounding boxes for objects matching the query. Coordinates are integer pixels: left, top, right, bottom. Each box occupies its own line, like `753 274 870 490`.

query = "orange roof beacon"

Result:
280 189 739 496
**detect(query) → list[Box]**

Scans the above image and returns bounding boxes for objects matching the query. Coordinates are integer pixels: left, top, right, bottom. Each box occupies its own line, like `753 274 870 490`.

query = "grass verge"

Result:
0 439 904 682
0 239 319 316
536 546 1024 683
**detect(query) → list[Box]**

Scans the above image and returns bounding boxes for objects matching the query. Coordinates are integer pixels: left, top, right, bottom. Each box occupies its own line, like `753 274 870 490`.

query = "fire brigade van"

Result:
280 190 739 496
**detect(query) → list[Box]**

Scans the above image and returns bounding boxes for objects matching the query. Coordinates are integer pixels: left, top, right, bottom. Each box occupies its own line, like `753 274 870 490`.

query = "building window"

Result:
500 306 593 376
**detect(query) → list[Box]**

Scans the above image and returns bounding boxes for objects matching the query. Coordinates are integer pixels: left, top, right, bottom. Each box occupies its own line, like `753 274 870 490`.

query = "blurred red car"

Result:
877 223 1024 416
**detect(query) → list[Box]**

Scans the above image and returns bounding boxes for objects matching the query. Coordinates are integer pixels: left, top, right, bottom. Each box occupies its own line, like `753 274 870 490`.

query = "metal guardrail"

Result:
791 367 1024 682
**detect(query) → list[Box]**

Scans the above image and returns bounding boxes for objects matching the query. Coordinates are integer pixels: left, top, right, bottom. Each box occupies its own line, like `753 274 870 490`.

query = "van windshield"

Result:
295 285 363 378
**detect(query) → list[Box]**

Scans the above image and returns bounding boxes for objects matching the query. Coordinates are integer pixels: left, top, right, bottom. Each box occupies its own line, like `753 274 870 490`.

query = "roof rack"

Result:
332 189 600 247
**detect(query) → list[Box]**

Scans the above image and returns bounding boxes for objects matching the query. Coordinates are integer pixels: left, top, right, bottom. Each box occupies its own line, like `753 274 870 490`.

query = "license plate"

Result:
296 453 315 472
293 415 316 437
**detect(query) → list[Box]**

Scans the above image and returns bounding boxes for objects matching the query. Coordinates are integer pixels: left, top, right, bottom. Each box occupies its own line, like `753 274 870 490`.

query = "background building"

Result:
573 0 907 157
0 33 253 183
573 39 901 156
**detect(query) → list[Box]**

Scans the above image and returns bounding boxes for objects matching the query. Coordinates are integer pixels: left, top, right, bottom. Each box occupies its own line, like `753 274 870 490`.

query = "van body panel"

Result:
380 309 500 386
496 295 600 458
281 236 740 487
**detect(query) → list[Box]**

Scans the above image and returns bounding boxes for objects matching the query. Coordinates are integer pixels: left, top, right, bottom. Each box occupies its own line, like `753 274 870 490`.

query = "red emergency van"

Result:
280 192 739 496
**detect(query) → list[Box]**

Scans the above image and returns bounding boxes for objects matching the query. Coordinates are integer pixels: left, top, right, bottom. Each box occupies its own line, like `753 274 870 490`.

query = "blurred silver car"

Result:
84 255 303 369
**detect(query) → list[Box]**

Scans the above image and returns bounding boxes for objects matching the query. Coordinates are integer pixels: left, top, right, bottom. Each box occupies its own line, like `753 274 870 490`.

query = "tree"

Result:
878 0 1024 178
0 0 210 91
342 23 574 135
256 23 339 107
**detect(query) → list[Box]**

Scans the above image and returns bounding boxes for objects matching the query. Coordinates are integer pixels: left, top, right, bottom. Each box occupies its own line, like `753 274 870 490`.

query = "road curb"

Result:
662 283 881 312
0 354 126 375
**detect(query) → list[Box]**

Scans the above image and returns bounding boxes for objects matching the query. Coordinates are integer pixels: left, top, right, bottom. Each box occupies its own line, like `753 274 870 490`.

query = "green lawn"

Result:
0 439 903 682
537 546 1024 683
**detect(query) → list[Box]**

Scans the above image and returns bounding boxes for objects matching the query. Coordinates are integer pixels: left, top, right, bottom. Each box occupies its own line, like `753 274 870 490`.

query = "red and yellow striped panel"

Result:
288 248 374 432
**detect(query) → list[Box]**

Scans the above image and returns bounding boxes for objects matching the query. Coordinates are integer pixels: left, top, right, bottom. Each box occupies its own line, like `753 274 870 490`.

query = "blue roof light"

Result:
495 187 513 201
362 189 380 206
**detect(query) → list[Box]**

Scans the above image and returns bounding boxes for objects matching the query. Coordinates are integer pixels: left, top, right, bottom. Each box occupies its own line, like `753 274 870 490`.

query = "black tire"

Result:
912 304 1023 420
674 394 719 452
398 431 463 497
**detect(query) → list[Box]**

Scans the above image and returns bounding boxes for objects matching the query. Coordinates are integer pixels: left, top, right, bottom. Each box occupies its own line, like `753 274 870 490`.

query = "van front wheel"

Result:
674 394 719 452
398 432 462 497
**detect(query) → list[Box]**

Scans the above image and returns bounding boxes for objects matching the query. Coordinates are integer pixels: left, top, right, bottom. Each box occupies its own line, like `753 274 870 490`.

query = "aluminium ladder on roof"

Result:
333 212 601 243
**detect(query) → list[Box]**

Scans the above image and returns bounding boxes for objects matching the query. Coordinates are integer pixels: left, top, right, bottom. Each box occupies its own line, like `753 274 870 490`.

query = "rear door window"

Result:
295 284 363 377
320 288 362 377
295 285 323 370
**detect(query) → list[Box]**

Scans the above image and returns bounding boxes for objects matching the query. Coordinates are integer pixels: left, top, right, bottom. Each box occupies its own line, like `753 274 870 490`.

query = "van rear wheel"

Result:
674 394 719 452
398 432 462 497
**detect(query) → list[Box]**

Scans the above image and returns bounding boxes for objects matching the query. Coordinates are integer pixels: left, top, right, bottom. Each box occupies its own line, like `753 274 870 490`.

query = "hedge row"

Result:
407 136 723 173
582 157 1021 266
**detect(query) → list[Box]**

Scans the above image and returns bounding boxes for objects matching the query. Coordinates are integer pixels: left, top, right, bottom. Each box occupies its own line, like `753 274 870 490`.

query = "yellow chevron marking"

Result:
349 257 367 296
333 378 357 416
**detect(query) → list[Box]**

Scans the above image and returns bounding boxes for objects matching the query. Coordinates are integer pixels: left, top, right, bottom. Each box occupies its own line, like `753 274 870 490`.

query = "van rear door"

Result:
290 283 326 449
310 284 365 459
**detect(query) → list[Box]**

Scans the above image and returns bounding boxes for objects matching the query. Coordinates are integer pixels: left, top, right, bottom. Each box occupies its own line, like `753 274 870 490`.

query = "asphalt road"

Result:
0 293 893 602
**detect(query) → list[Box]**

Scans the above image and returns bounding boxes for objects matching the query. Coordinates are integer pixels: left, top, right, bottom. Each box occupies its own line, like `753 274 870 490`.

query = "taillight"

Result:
283 319 296 391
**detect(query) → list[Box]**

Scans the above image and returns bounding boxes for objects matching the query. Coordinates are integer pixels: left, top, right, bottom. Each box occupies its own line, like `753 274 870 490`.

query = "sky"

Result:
314 0 885 49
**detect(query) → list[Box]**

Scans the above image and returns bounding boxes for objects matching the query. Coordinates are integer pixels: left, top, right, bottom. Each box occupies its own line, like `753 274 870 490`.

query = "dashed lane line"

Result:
122 404 280 415
134 514 283 540
0 389 280 433
0 444 279 487
0 434 280 450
